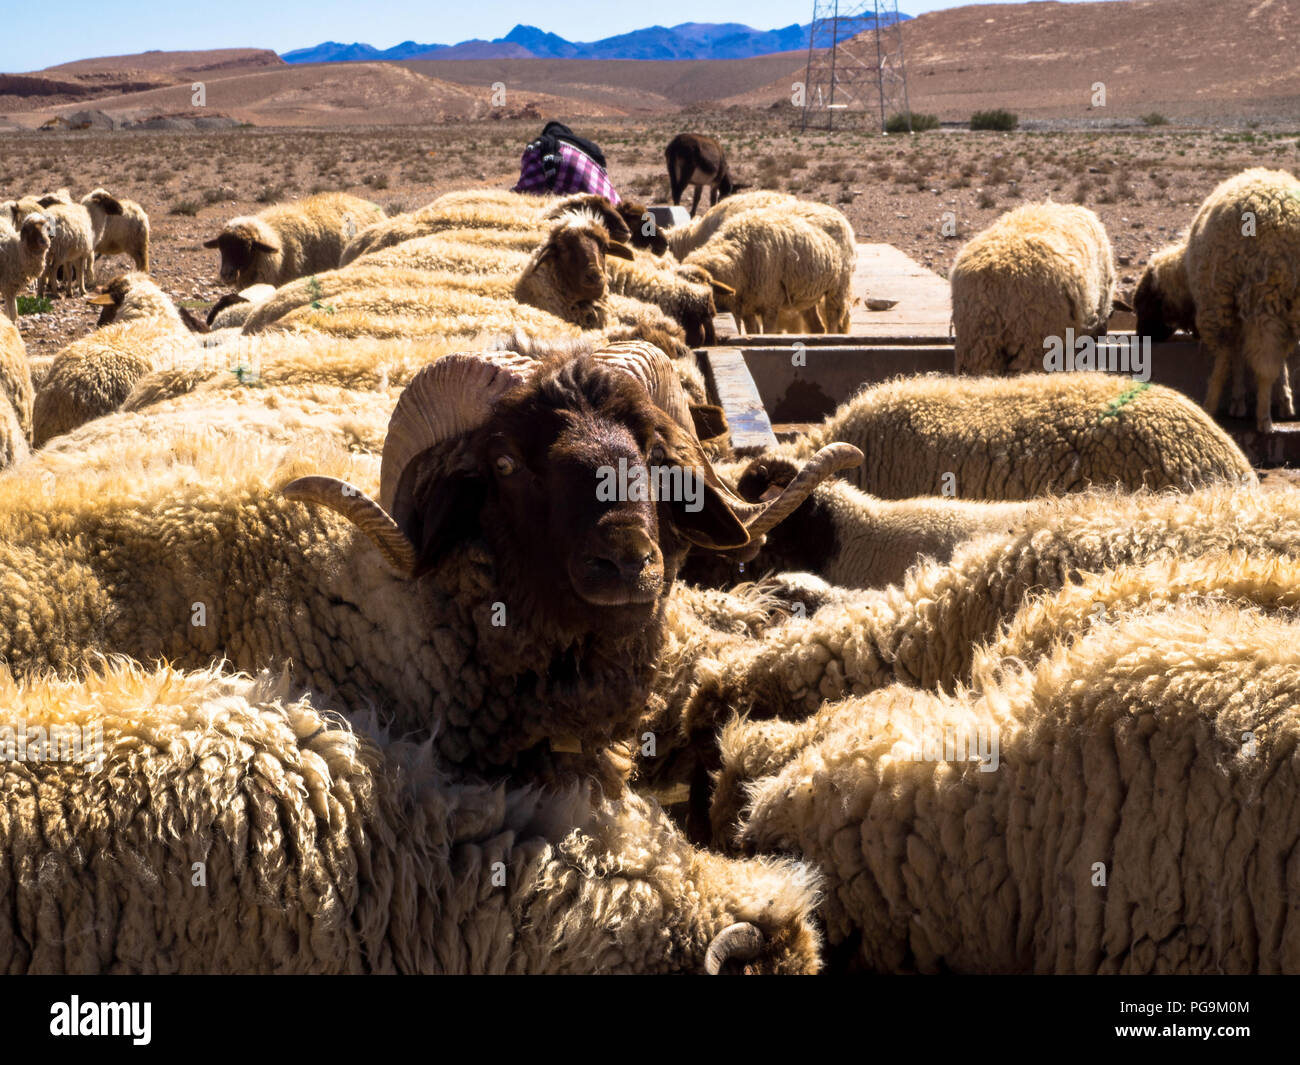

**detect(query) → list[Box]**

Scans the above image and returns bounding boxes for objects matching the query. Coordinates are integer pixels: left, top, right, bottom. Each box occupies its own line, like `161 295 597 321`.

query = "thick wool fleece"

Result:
647 484 1300 797
0 312 33 448
682 210 845 333
0 661 821 974
717 604 1300 974
1183 167 1300 431
770 373 1253 500
951 202 1116 375
220 192 385 288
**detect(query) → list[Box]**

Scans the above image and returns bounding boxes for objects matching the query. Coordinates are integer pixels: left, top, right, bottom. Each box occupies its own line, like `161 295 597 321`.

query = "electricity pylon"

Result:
800 0 913 132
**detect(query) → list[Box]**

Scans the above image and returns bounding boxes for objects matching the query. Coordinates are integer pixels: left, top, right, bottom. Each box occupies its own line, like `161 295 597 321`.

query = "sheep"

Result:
0 659 822 975
513 208 638 328
1132 242 1194 342
662 192 855 331
681 209 847 334
205 283 276 329
80 187 150 273
606 254 734 346
683 469 1032 590
714 602 1300 973
1183 167 1300 432
0 213 50 321
1 188 70 227
0 313 32 465
339 191 629 266
37 202 95 298
762 372 1254 500
32 273 194 446
950 202 1117 375
0 343 851 791
204 192 386 289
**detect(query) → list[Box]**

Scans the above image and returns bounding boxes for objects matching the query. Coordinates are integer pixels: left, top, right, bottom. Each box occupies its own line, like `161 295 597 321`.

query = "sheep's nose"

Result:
587 545 656 582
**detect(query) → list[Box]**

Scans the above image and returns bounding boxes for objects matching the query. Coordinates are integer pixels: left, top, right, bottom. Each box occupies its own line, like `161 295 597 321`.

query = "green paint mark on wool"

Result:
1097 381 1151 424
306 275 335 315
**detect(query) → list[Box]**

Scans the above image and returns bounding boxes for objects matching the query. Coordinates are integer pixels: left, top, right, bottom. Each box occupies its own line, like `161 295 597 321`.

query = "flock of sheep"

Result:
0 145 1299 975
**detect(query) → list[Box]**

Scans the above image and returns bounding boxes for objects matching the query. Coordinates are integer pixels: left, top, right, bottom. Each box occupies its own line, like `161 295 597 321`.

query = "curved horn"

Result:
589 340 696 432
705 922 765 975
732 442 864 537
379 351 536 515
282 475 417 576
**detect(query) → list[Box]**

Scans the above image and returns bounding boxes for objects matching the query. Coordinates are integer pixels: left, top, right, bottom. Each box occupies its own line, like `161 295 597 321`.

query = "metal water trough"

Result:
698 334 1300 467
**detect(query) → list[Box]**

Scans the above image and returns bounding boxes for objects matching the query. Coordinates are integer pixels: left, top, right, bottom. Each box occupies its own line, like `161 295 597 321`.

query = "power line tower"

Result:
800 0 913 132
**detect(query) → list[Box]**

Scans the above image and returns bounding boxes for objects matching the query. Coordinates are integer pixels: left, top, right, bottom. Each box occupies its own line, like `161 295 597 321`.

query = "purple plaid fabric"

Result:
513 141 621 204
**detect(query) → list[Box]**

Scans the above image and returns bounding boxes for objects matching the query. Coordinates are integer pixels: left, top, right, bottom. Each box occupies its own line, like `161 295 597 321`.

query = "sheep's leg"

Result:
2 293 14 321
1202 336 1236 420
1229 355 1249 419
802 303 826 334
1274 359 1295 420
1243 317 1292 433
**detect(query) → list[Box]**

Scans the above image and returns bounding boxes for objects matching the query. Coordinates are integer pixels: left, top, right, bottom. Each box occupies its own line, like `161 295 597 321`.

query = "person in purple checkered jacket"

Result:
513 121 622 204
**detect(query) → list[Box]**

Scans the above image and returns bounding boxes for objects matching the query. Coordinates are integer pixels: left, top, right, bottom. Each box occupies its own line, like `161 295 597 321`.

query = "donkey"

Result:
665 134 738 217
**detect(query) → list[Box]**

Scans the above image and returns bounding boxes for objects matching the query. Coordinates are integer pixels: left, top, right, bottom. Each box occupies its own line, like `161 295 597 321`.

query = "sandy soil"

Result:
6 115 1299 360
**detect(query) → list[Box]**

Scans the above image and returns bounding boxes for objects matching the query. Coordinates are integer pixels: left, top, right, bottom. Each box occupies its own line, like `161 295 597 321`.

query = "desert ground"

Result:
8 113 1300 360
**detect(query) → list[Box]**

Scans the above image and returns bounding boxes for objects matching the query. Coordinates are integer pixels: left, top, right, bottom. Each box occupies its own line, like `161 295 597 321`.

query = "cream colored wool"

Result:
31 274 193 446
339 190 618 266
951 202 1116 375
213 192 386 288
768 372 1253 499
352 232 533 275
0 312 34 448
0 660 821 974
37 202 95 298
80 188 150 273
717 603 1300 974
0 213 50 322
1183 168 1300 431
644 483 1300 796
682 210 846 334
663 190 795 259
606 255 718 339
207 283 276 329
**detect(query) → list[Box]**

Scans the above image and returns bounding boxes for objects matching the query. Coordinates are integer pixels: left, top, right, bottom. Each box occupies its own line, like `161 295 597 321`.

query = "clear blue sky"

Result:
4 0 1101 72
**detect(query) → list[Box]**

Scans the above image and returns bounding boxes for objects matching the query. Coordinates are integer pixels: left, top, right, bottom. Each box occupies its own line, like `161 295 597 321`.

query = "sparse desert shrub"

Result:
170 198 202 216
970 109 1018 131
885 112 939 133
16 295 51 315
976 189 997 208
1141 112 1170 127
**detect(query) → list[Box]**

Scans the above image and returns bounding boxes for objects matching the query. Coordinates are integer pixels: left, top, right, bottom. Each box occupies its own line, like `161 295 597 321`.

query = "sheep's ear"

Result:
94 192 124 215
252 239 279 255
87 292 115 306
671 480 751 551
399 467 486 576
179 306 210 334
202 237 222 249
709 278 736 297
606 241 635 261
1111 295 1134 313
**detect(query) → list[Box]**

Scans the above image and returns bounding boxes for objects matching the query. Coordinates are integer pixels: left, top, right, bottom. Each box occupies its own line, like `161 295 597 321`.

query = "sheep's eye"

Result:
649 444 667 465
494 455 517 477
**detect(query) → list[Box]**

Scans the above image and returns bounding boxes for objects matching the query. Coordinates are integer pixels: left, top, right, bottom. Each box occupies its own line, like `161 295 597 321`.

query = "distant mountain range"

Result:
280 18 911 64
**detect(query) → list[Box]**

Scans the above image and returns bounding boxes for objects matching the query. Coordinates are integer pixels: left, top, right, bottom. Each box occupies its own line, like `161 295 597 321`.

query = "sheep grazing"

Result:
32 273 193 446
1183 167 1300 432
665 133 737 216
682 210 847 334
204 192 386 289
950 202 1117 375
1132 242 1194 342
606 255 733 346
716 603 1300 973
765 372 1253 500
514 208 636 328
0 660 822 974
37 202 95 298
80 187 150 273
0 213 50 321
0 313 32 465
662 190 794 259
